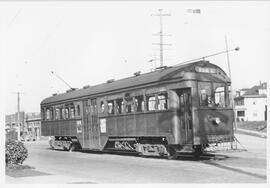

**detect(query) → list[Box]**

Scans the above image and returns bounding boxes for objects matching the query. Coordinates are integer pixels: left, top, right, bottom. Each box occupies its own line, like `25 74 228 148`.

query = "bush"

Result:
6 140 28 167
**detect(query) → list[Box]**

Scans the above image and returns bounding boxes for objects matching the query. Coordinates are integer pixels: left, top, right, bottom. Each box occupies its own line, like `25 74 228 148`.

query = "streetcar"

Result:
41 60 234 158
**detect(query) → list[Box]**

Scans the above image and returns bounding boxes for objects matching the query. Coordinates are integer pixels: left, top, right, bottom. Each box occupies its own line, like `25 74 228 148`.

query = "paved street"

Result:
6 133 267 183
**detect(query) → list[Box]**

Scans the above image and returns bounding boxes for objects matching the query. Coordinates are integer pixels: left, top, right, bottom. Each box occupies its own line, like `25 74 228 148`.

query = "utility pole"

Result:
152 9 171 68
225 36 237 131
17 92 21 141
11 91 24 141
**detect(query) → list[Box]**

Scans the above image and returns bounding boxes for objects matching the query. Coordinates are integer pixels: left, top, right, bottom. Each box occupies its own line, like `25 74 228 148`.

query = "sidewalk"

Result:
5 174 96 184
236 128 267 139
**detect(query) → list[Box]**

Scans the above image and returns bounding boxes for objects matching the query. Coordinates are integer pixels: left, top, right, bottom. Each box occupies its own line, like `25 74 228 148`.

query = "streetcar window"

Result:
70 107 75 119
116 98 124 114
62 108 66 119
100 101 105 113
214 86 226 107
65 108 69 119
157 93 168 110
46 109 51 120
198 82 212 106
135 96 145 112
146 95 156 111
76 105 81 116
55 108 60 120
125 100 134 113
41 108 45 120
107 100 114 114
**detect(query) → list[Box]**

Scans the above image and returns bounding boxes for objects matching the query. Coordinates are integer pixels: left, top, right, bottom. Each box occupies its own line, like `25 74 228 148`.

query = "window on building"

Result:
157 93 168 110
237 111 245 117
107 100 114 114
135 95 145 112
146 95 156 111
236 99 244 106
116 98 124 114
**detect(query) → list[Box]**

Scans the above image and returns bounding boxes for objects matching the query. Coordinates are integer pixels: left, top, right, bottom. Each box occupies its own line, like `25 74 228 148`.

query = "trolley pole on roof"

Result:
152 9 171 68
51 71 75 90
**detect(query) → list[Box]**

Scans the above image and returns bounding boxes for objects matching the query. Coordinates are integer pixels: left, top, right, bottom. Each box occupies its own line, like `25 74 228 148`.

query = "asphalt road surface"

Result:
7 133 267 183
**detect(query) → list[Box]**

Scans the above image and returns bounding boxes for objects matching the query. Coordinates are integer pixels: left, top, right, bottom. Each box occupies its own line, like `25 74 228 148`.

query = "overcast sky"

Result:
1 1 270 115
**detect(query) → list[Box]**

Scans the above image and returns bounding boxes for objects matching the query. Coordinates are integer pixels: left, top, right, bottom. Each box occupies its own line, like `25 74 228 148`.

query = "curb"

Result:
235 129 267 139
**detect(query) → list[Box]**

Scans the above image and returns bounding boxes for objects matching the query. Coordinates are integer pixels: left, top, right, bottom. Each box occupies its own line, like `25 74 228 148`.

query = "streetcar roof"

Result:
41 60 230 105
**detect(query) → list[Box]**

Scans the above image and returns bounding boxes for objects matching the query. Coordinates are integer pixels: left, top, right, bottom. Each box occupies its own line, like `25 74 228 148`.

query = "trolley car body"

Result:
41 60 234 156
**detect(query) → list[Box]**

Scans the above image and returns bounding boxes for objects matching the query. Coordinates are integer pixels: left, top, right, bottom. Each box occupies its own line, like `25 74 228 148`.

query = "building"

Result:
5 111 25 132
5 111 41 141
25 112 41 140
234 82 267 121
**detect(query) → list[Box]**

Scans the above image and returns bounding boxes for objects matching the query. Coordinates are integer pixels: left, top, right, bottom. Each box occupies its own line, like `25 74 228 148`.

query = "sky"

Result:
1 1 270 115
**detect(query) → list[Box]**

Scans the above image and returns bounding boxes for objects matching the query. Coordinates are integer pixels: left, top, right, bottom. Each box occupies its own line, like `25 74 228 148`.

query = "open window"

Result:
135 95 145 112
55 108 60 120
116 98 124 114
125 99 134 113
157 93 168 110
61 108 66 119
107 100 114 114
46 109 51 120
214 84 226 107
70 105 75 118
76 105 81 117
146 95 156 111
100 101 105 113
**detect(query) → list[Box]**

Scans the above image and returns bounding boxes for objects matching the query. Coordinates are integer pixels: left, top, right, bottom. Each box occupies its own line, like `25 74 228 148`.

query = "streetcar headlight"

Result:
214 117 221 125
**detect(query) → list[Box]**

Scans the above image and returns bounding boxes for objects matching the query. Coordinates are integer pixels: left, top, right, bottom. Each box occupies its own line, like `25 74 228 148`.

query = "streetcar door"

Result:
89 99 100 149
178 88 193 144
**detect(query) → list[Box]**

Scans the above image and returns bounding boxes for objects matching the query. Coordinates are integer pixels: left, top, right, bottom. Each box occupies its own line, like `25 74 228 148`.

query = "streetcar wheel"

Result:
69 144 76 152
167 146 177 160
194 148 203 159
